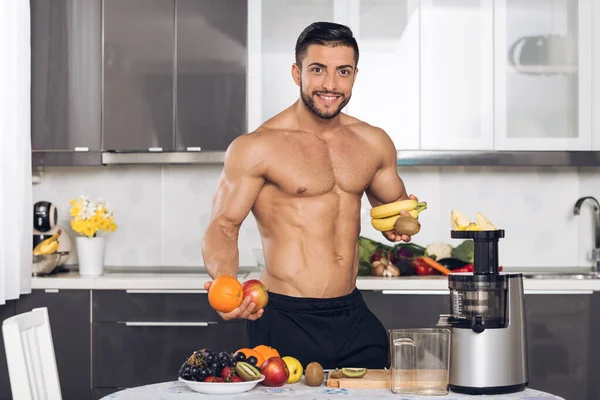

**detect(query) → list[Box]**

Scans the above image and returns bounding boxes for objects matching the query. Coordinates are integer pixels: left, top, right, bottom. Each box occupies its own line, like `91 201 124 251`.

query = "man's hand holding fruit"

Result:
204 276 268 321
370 194 427 243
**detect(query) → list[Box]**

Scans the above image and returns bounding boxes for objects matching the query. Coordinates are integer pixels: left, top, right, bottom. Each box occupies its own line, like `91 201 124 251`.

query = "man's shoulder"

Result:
342 114 391 143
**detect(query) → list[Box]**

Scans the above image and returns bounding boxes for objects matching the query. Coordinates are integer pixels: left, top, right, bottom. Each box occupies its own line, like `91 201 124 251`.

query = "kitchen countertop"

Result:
31 266 600 292
101 379 564 399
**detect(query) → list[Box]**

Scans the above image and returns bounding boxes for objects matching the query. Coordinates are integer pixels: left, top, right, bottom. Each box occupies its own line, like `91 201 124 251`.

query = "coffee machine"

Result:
438 229 528 395
33 201 71 273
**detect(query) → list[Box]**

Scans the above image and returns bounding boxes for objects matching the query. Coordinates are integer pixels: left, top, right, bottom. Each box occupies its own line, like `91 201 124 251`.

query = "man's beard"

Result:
300 86 350 120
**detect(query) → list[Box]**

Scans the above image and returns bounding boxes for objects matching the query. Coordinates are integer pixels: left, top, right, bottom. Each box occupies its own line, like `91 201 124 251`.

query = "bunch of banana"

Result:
370 199 427 232
451 210 497 231
33 229 62 256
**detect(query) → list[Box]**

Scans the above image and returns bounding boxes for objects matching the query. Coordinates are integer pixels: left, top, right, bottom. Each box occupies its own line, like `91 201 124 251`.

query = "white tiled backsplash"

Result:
32 165 600 269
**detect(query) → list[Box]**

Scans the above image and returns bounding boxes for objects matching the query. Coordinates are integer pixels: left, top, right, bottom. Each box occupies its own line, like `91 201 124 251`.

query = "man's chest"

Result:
264 139 380 197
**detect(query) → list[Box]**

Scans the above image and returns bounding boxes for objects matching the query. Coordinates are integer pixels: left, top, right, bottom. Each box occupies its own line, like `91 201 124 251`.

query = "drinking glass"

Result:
389 328 451 395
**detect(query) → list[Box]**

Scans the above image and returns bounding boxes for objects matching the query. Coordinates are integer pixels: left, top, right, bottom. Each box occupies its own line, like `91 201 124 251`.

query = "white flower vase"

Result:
76 236 106 276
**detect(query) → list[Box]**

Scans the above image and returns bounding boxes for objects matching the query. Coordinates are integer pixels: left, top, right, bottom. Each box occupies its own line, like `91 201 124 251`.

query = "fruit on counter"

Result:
451 210 498 231
305 362 325 387
236 361 261 381
329 368 344 379
242 279 269 310
341 367 367 378
253 344 280 361
235 348 265 368
208 275 244 313
282 356 303 384
370 199 427 219
421 256 452 276
411 257 436 276
32 229 62 256
424 242 453 261
260 357 290 387
370 257 400 277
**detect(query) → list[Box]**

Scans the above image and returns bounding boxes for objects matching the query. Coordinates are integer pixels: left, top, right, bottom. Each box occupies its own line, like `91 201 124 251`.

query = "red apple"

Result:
260 357 289 387
242 279 269 310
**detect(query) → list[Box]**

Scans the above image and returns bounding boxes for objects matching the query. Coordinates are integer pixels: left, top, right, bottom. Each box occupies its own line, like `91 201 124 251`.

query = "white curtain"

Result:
0 0 33 305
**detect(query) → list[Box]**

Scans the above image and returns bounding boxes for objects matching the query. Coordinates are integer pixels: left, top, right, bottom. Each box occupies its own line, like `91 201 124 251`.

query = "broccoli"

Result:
452 240 474 264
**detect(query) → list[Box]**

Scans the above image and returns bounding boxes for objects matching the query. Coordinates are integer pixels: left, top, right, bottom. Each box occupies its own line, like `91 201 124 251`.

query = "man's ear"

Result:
354 67 359 83
291 63 301 87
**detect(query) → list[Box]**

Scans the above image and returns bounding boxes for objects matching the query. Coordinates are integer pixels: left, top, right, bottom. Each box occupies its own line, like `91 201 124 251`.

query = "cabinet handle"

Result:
122 322 212 327
186 147 202 152
524 290 593 295
125 290 208 294
382 290 449 295
74 147 89 152
148 147 163 152
44 289 59 293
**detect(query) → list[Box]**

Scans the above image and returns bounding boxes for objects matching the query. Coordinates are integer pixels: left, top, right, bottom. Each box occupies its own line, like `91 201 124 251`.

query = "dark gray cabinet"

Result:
525 293 591 400
361 290 449 331
176 0 247 151
16 290 91 400
92 290 246 392
0 300 16 400
103 0 175 152
30 0 102 166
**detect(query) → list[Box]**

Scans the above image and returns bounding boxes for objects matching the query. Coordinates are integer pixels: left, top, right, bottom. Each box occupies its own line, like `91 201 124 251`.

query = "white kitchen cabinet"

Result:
494 0 592 150
344 0 420 150
592 0 600 150
420 0 495 150
248 0 347 132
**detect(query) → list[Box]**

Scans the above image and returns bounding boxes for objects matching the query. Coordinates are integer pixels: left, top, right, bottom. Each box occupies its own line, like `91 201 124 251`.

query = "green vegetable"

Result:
358 236 392 264
452 240 474 264
425 243 453 261
358 260 371 276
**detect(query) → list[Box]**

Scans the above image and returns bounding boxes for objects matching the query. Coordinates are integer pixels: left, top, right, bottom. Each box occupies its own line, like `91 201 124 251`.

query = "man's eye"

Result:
340 70 349 75
312 67 321 73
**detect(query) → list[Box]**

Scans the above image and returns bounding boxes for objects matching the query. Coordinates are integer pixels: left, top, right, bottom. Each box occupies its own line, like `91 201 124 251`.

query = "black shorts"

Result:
247 288 389 370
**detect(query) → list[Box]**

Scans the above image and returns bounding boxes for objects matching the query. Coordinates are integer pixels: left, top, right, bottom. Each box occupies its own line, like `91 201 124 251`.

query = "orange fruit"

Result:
208 275 243 313
253 344 280 360
234 348 265 367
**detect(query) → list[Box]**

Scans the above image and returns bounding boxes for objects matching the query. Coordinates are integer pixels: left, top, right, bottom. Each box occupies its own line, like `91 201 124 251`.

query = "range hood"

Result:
101 150 600 166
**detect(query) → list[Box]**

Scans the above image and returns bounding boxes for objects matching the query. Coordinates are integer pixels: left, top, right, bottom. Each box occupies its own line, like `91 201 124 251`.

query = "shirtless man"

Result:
202 21 418 370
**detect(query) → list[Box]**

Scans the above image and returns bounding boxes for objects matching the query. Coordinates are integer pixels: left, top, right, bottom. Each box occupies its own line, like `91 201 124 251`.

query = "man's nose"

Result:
322 71 336 92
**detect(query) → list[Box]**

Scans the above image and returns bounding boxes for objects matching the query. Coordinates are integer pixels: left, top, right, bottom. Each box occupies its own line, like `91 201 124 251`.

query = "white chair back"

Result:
2 307 62 400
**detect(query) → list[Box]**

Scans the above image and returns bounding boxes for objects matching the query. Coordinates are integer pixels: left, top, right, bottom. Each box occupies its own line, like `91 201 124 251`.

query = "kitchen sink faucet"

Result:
573 196 600 274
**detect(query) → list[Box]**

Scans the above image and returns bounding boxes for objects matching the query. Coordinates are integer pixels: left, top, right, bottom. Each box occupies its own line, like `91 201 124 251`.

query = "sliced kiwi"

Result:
341 367 367 378
235 361 261 381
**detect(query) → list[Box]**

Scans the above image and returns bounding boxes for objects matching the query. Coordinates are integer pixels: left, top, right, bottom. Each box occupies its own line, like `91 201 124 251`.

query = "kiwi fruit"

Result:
394 215 421 236
329 368 344 379
305 362 324 386
341 367 367 378
235 361 261 381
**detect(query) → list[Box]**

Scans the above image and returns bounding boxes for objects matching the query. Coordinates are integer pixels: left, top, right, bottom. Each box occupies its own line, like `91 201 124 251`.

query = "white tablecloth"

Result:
101 379 564 400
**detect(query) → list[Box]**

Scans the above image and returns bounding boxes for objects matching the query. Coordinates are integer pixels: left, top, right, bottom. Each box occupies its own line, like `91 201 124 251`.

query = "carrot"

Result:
421 256 452 276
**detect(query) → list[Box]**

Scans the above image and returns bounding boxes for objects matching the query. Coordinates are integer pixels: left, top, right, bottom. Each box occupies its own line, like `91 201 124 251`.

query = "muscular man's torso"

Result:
250 110 384 298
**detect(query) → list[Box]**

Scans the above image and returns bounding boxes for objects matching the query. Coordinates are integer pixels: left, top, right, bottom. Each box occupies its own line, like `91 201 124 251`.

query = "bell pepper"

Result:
451 264 474 273
411 257 436 276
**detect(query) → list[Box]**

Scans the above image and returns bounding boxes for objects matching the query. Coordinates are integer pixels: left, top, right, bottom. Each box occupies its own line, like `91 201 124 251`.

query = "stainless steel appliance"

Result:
33 201 71 273
438 230 528 395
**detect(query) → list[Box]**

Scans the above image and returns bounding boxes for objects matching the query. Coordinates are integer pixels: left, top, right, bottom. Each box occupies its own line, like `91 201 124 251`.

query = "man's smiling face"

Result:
293 44 358 120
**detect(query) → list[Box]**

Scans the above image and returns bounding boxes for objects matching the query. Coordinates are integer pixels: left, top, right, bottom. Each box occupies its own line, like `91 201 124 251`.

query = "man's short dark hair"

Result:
295 22 359 67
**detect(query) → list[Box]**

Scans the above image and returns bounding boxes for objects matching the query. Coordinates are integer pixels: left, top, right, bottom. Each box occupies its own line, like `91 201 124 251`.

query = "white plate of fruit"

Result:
178 348 265 395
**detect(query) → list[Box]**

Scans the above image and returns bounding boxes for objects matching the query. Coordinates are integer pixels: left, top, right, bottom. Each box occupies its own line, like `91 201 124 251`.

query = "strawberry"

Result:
215 377 224 382
220 366 235 379
203 376 217 382
231 376 243 382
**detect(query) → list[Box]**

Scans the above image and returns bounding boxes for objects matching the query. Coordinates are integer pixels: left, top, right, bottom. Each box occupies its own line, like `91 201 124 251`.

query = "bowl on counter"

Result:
32 254 61 276
178 375 265 395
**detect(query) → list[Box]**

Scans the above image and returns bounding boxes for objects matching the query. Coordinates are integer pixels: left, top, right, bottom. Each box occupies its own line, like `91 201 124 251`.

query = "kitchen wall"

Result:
32 164 600 269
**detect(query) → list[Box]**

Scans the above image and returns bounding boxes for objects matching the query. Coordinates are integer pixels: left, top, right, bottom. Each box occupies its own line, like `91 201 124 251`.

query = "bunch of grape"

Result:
178 348 260 383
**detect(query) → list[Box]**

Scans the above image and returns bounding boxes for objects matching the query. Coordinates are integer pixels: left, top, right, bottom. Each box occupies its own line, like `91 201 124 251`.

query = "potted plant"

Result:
69 195 117 276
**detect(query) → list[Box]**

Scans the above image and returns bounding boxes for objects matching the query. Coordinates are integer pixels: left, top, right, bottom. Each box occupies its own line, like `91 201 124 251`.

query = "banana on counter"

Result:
33 229 62 256
370 199 427 235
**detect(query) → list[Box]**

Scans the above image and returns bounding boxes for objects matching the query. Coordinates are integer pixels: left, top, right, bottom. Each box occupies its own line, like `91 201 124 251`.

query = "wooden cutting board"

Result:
327 369 390 389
